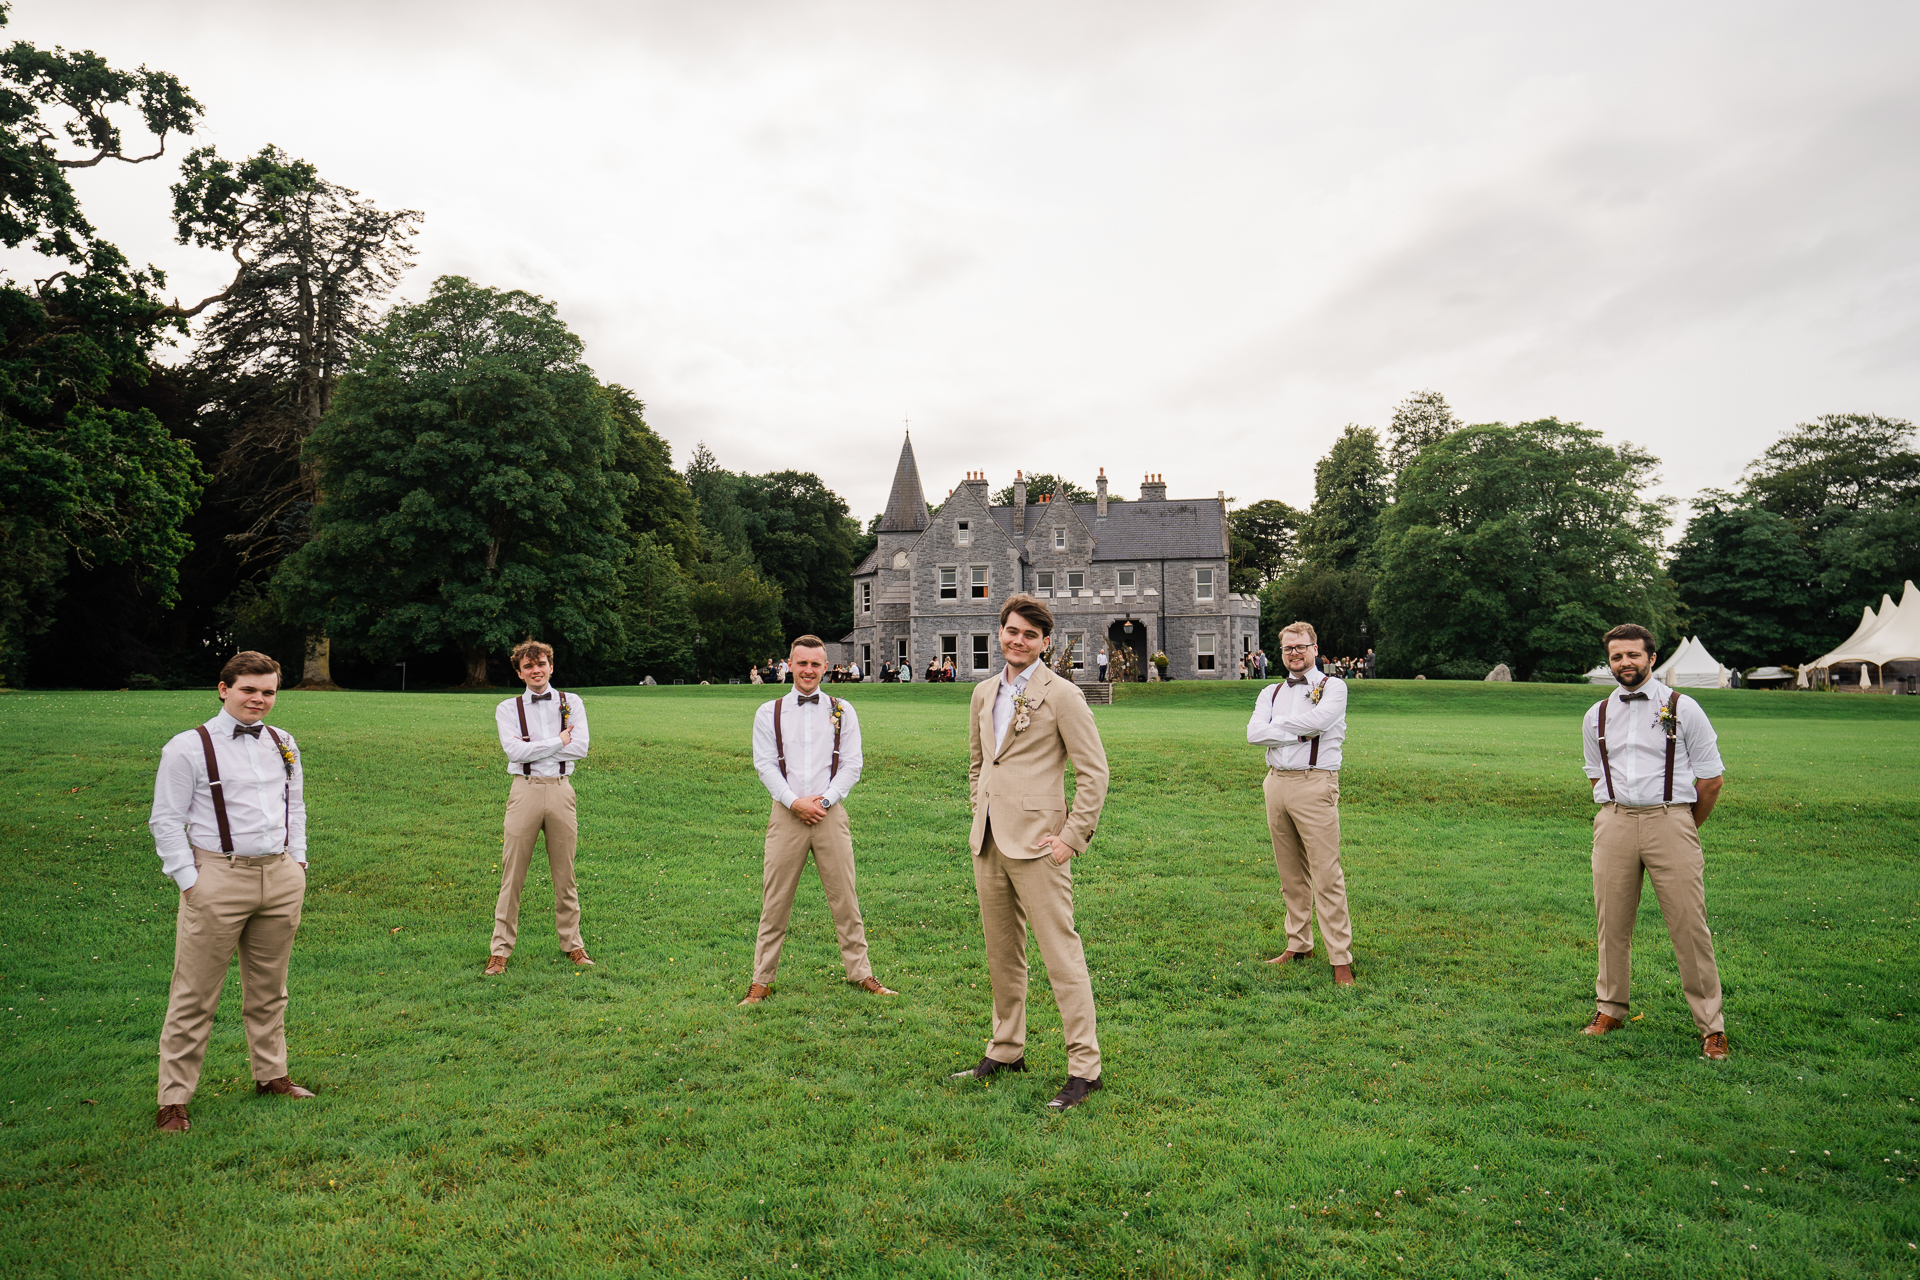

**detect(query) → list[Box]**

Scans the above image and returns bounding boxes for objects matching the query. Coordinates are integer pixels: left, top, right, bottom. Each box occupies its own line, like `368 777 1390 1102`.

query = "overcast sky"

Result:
19 0 1920 527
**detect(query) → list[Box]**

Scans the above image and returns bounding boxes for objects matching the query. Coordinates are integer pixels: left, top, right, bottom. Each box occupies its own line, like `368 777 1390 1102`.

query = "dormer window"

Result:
1053 528 1066 550
956 520 971 547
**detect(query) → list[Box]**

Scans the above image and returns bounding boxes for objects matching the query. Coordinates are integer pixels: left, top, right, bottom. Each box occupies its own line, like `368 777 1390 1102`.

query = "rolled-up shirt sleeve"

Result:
1583 704 1604 780
821 704 862 808
1681 697 1725 780
752 701 799 809
149 738 200 891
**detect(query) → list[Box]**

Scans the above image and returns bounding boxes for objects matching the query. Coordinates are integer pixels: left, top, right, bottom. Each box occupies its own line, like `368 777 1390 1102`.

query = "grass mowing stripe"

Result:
0 682 1914 1277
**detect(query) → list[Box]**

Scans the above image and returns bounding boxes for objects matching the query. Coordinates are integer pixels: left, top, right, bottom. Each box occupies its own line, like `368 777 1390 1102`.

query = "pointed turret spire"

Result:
879 432 931 533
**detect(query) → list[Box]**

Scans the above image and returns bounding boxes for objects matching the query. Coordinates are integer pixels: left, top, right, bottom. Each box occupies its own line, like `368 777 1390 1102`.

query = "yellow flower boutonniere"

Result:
830 698 844 730
1011 691 1033 733
274 736 296 779
1309 679 1327 706
1656 701 1678 732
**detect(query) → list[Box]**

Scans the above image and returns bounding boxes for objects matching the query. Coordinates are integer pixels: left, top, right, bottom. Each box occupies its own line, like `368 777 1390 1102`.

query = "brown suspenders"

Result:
1595 690 1683 804
192 723 292 855
772 695 842 781
514 690 570 777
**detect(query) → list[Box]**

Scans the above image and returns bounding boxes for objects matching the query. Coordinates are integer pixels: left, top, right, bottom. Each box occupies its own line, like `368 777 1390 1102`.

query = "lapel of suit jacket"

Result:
993 661 1051 763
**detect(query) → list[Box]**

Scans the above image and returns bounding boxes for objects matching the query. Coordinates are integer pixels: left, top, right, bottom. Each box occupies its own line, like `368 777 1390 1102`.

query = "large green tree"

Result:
1227 497 1301 594
734 469 861 641
275 276 634 685
1372 419 1677 680
605 385 699 570
1385 389 1462 478
1667 494 1824 668
1298 425 1388 573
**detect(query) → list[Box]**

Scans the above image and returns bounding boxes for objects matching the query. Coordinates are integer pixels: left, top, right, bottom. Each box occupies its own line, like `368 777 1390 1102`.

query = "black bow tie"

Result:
1620 691 1649 702
1286 676 1309 687
232 724 263 738
530 692 553 702
796 693 819 705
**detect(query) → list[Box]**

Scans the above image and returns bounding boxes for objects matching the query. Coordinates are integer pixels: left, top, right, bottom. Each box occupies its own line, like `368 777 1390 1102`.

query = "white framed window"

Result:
972 634 990 671
1068 632 1086 669
956 520 971 547
1067 570 1086 597
1196 568 1215 602
941 635 958 665
1053 528 1066 550
970 566 989 599
1197 632 1217 671
860 581 872 613
1036 571 1053 597
1118 569 1136 594
940 566 958 599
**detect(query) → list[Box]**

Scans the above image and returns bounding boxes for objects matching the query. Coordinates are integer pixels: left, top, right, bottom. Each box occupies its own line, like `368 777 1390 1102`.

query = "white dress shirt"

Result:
753 689 863 809
1582 676 1724 806
149 709 307 891
1247 671 1348 770
992 663 1037 751
495 689 590 777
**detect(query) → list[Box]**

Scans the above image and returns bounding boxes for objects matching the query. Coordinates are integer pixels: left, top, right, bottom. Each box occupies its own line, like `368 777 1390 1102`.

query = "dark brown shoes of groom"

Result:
950 1055 1025 1080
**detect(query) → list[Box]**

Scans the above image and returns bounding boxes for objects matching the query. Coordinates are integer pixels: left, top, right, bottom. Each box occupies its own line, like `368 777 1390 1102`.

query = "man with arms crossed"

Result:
149 651 315 1132
485 640 594 975
739 636 897 1004
954 595 1111 1112
1580 624 1730 1060
1247 621 1356 985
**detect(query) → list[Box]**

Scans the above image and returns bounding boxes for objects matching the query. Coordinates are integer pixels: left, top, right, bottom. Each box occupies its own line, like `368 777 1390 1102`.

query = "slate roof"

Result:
851 547 880 575
879 435 932 533
986 500 1224 560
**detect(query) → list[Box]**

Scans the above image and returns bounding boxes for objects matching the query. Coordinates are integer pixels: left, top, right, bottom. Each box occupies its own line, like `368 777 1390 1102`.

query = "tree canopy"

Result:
1297 425 1387 573
1386 389 1462 478
1227 498 1301 594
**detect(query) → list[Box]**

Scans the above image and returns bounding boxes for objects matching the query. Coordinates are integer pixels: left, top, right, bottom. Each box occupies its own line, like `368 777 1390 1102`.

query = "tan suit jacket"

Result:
968 661 1110 857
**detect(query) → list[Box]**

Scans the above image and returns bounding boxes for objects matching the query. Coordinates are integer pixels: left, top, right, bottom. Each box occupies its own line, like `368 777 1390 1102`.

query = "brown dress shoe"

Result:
951 1055 1025 1080
155 1104 190 1132
1701 1032 1730 1061
1332 963 1355 986
1047 1075 1103 1111
566 947 595 967
738 982 773 1005
255 1076 317 1098
1581 1011 1625 1036
853 976 899 995
483 955 507 976
1265 950 1314 966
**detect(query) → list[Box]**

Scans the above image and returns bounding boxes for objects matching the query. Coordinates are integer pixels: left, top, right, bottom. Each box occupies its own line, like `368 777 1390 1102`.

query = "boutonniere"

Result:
1011 690 1034 734
830 698 844 730
1655 702 1678 732
557 692 571 734
274 736 296 779
1309 679 1327 706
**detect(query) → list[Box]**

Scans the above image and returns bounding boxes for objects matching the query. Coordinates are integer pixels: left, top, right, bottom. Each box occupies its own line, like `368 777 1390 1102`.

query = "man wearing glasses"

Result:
1247 621 1356 985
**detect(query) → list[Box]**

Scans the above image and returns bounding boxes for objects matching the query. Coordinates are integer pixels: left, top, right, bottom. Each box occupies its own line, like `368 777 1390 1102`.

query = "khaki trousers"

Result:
1263 768 1354 966
974 827 1101 1079
493 776 582 957
1593 802 1724 1036
157 850 305 1105
752 803 872 985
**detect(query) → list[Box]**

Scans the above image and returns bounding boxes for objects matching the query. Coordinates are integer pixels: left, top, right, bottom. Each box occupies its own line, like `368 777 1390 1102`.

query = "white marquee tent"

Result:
1584 662 1614 685
1801 579 1920 688
1654 636 1732 689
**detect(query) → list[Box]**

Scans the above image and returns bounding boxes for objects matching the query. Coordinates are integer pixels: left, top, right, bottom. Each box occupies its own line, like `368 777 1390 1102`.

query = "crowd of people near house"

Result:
748 658 865 685
746 645 1376 685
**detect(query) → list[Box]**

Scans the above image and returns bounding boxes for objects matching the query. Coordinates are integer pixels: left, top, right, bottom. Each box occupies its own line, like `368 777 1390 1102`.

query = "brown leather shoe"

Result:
255 1076 316 1099
1332 963 1355 986
483 955 507 976
566 947 595 967
1581 1011 1625 1036
1701 1032 1730 1061
951 1055 1026 1080
1265 950 1314 966
738 982 773 1006
155 1104 190 1132
1047 1075 1103 1111
853 976 899 996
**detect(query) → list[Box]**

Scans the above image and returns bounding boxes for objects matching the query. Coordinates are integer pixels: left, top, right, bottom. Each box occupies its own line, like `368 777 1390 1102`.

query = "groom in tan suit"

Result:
952 595 1111 1112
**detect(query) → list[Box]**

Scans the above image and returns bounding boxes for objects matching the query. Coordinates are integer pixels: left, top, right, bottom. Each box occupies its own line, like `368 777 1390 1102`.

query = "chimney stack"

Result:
1012 470 1027 534
1096 467 1108 518
963 470 989 503
1140 473 1167 501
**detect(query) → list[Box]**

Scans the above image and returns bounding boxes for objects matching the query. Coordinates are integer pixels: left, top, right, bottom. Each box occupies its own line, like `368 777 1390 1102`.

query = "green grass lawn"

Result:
0 679 1915 1278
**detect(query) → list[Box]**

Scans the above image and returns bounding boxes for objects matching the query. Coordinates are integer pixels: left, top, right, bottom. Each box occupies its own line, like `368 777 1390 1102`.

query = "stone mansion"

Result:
845 434 1259 682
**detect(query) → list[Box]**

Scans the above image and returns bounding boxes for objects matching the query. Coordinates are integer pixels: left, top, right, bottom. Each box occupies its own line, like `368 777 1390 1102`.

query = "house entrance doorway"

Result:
1107 618 1150 682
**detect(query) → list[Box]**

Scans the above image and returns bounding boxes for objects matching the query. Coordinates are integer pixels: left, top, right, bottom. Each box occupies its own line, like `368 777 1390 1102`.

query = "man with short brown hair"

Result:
739 635 895 1004
149 651 315 1132
486 640 593 975
1581 623 1730 1059
1247 620 1356 985
953 595 1111 1112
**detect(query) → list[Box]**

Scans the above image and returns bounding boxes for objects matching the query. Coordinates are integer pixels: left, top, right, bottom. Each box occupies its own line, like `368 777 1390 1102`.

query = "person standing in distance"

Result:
1247 621 1356 985
1581 623 1730 1060
953 595 1112 1112
149 651 316 1133
485 640 594 975
739 636 897 1004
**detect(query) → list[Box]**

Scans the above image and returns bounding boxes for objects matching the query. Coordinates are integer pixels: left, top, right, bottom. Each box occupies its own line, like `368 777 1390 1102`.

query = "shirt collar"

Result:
1614 675 1670 703
211 708 247 731
1002 664 1034 693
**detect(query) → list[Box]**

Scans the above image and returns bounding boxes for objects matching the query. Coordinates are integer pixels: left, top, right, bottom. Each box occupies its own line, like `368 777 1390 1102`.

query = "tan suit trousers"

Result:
158 849 304 1105
974 827 1101 1079
751 802 872 985
1263 768 1354 966
493 776 582 957
1593 802 1724 1036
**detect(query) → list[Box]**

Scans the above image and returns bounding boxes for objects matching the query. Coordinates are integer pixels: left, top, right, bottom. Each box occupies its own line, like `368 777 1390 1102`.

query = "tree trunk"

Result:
293 631 345 690
459 643 492 689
